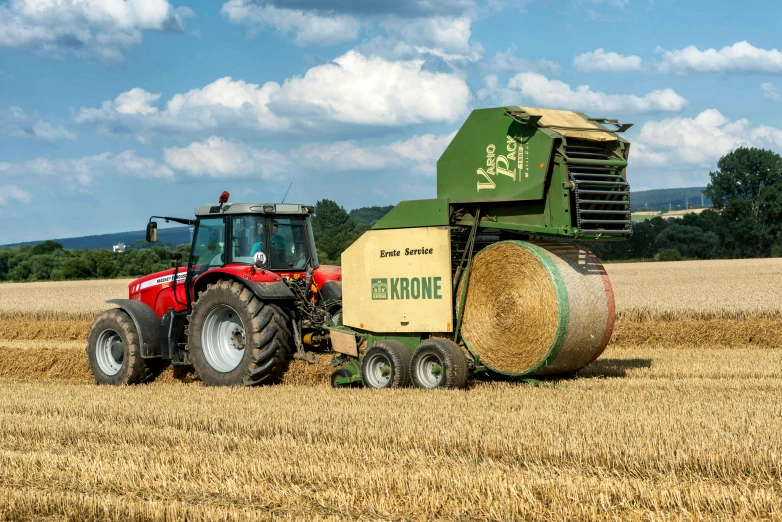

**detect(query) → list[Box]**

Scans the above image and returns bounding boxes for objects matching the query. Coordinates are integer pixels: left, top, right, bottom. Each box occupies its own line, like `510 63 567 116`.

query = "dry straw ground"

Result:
0 258 781 520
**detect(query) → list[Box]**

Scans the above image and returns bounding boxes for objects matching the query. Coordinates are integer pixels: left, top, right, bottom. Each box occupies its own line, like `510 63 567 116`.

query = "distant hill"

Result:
3 226 192 250
630 187 711 211
349 205 395 226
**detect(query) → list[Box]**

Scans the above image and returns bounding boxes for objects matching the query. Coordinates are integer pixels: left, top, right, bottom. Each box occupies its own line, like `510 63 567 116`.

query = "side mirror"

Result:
170 252 183 261
146 221 158 243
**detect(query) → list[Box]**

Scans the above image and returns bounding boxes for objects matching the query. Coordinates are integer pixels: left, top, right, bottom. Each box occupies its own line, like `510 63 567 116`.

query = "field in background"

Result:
631 207 708 222
0 259 780 520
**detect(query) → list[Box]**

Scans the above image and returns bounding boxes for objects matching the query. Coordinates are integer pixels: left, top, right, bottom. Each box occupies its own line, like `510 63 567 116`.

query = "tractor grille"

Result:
564 140 632 238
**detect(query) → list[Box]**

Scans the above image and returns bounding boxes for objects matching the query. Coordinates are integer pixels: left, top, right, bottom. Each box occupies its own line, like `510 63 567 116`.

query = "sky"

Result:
1 0 781 244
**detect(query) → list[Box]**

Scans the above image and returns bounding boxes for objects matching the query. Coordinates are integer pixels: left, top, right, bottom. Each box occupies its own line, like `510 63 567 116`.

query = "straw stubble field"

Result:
0 259 781 521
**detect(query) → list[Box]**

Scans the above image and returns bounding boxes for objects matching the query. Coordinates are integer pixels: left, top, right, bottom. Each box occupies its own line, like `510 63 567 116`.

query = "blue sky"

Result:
1 0 781 244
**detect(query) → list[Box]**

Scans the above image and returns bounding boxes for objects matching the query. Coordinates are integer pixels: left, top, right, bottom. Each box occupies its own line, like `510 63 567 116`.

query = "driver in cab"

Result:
251 220 286 265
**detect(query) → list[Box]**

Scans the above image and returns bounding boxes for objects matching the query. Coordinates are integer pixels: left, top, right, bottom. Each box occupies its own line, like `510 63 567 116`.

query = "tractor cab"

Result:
188 203 319 278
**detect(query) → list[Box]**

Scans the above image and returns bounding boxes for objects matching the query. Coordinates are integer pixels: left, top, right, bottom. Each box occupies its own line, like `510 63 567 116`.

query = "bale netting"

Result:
457 240 615 376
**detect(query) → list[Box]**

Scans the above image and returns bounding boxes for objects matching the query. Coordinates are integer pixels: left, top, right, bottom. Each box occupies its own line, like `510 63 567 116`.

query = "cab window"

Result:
231 215 265 265
270 217 310 270
191 217 225 276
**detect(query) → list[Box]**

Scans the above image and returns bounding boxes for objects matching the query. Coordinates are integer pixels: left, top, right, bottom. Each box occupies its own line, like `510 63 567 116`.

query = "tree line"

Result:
0 201 382 282
591 147 782 261
1 147 780 282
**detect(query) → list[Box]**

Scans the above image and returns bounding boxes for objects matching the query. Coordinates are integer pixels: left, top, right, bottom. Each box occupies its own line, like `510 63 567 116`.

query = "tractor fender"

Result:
245 281 296 300
106 299 162 358
193 272 296 302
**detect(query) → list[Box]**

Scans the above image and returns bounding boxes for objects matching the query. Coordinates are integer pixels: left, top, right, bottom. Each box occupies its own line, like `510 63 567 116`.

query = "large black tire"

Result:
360 340 412 389
188 280 290 386
410 338 469 389
86 309 163 385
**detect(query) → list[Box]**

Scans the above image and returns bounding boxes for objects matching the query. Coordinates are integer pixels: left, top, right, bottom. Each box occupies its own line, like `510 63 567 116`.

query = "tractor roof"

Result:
194 203 314 217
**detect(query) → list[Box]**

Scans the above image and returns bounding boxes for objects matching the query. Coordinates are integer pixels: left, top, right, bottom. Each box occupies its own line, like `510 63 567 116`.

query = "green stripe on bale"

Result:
533 242 612 375
515 241 570 375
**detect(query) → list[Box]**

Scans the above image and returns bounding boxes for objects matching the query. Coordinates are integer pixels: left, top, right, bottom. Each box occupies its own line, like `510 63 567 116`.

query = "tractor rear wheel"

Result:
86 309 161 385
360 340 411 389
411 338 469 389
188 280 289 386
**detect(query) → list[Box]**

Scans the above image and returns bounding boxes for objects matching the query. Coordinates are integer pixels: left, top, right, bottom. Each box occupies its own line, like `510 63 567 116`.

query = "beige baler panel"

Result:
519 106 617 142
342 226 453 333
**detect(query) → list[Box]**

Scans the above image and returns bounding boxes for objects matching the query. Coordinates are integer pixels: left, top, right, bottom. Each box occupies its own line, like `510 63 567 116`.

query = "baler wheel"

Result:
360 340 411 389
411 338 469 389
86 309 161 385
187 280 289 386
330 368 353 388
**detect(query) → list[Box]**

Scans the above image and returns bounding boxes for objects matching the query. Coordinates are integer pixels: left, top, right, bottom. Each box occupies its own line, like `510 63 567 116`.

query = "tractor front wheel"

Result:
86 309 161 385
188 280 289 386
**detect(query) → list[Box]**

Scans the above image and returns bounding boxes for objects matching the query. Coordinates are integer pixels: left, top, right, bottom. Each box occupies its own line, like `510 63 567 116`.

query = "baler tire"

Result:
86 309 154 385
331 368 353 388
360 340 411 389
187 280 289 387
411 338 469 390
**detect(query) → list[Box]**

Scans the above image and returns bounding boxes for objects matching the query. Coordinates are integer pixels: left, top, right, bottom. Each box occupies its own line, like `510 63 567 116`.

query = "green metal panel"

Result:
366 333 422 353
437 107 555 204
372 198 449 230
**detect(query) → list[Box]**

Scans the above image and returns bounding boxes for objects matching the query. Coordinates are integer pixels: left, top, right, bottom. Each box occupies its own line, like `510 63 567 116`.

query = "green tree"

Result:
655 248 682 261
0 249 11 280
705 147 782 258
655 224 718 259
84 249 119 278
312 199 359 264
31 240 64 256
59 257 92 279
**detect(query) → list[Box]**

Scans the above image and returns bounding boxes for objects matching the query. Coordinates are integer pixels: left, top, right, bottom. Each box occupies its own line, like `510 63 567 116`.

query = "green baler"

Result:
328 106 632 389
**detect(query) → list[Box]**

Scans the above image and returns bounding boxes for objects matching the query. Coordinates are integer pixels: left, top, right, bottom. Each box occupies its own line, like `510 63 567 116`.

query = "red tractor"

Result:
86 192 342 386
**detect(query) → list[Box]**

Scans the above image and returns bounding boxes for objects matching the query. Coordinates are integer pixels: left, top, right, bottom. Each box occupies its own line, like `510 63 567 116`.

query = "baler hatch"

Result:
437 106 632 240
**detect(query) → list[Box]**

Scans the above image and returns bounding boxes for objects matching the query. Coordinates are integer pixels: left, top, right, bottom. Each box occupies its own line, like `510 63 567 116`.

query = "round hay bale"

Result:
457 240 614 376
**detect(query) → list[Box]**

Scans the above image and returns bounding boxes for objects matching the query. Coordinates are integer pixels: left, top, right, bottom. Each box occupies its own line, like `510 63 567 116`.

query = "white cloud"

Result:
163 137 289 179
487 48 561 75
574 48 642 72
0 185 31 206
3 150 174 188
656 41 782 74
381 16 474 57
221 0 360 46
482 72 687 113
114 88 161 115
388 132 456 164
276 51 470 125
632 109 782 169
0 0 189 61
1 107 76 141
76 50 470 136
761 82 781 102
296 132 455 175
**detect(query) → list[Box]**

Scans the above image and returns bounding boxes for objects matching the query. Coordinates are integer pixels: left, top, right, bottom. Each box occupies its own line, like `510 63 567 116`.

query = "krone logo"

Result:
371 278 389 300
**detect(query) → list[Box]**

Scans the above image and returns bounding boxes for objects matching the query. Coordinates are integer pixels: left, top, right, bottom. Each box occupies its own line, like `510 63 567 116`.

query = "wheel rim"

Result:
201 304 246 373
415 353 444 388
96 328 124 376
364 352 393 388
